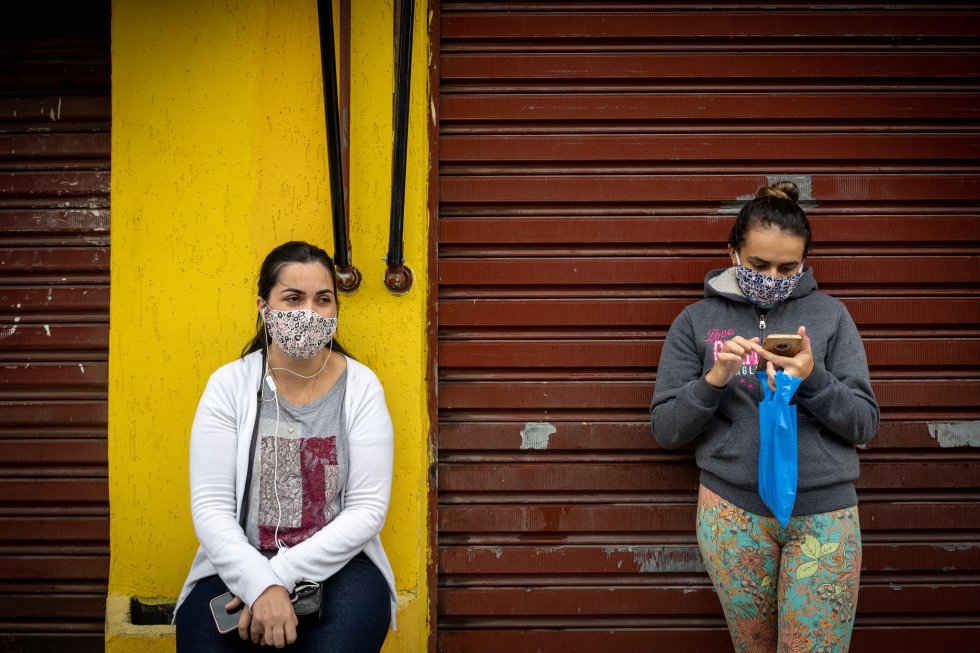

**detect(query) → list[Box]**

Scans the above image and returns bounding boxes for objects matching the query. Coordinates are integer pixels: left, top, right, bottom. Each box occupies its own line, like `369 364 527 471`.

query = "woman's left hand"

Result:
756 325 814 391
244 585 298 648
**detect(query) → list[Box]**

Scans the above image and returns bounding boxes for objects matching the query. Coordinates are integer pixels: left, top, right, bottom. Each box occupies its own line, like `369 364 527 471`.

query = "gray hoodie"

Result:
650 266 879 516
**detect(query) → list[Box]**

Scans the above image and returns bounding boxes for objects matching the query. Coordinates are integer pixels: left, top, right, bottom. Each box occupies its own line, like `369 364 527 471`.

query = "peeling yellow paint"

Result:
108 0 430 650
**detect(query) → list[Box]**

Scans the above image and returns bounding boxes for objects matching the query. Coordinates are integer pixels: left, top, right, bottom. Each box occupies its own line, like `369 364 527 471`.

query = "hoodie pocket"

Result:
697 416 760 489
797 421 858 489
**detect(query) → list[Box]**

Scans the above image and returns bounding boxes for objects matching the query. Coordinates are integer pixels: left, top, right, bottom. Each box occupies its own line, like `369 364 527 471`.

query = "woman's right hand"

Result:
237 585 298 648
704 336 760 389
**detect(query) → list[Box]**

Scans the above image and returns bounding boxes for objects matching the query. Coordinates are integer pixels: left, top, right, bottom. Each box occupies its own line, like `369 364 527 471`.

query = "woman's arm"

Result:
793 305 880 445
268 373 393 590
651 309 728 449
189 369 284 608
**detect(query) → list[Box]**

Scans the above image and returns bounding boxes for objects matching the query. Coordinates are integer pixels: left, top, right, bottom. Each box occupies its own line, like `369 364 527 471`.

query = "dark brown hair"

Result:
728 181 812 255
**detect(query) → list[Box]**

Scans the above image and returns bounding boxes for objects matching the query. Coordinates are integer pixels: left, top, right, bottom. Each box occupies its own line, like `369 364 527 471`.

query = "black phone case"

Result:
209 591 242 634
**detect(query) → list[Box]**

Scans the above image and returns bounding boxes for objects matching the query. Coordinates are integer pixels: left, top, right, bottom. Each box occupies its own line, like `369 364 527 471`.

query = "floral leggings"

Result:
696 485 862 653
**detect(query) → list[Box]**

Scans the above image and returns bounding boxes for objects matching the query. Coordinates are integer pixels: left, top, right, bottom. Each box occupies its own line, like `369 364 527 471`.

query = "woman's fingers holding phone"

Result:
729 335 759 353
756 326 813 380
788 326 814 379
706 336 760 387
236 603 252 641
797 326 811 352
766 360 777 391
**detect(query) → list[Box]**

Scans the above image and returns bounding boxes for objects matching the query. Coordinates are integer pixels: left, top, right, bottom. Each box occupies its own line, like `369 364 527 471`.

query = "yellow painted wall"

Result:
107 1 430 650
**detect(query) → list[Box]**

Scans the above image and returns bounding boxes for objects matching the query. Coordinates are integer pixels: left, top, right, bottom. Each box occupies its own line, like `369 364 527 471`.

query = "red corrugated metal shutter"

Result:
0 5 110 652
436 3 980 651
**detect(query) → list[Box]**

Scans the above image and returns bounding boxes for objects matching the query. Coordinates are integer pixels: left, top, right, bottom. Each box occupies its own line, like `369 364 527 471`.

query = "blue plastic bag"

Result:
755 369 803 526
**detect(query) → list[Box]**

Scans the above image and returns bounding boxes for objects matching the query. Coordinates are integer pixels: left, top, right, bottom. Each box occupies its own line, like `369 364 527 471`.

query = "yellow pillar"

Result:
107 1 430 650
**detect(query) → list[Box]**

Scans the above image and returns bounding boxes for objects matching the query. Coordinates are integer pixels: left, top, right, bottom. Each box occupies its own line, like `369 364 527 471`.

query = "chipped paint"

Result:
466 547 503 562
718 174 816 214
43 325 51 337
79 363 86 374
766 174 813 200
520 422 556 450
718 193 757 214
928 421 980 447
940 543 979 552
602 545 705 573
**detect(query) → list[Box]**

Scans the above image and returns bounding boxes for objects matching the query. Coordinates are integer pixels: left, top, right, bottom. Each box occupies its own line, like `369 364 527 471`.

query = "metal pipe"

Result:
317 0 361 292
384 0 414 294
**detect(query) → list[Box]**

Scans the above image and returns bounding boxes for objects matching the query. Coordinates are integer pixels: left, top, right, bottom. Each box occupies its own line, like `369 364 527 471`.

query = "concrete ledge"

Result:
105 590 423 652
105 594 176 653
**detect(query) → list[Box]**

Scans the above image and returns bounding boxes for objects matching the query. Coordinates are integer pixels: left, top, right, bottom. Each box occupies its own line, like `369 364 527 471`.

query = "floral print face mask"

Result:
263 308 337 359
734 253 804 309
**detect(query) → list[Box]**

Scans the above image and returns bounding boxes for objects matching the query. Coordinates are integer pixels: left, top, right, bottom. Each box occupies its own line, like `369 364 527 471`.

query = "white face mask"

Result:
263 308 337 359
733 253 804 308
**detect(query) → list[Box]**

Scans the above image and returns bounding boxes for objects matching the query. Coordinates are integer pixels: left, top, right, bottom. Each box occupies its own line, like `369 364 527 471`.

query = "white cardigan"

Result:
174 350 397 629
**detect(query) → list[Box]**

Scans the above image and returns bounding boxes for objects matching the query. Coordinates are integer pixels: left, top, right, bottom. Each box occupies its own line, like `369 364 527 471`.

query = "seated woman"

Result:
174 241 396 652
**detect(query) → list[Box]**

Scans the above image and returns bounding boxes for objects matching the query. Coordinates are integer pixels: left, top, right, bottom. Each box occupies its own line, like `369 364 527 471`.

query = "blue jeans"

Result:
176 553 390 653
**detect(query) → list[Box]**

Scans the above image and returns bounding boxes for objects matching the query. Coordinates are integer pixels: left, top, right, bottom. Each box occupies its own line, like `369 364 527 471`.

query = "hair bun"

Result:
756 180 799 204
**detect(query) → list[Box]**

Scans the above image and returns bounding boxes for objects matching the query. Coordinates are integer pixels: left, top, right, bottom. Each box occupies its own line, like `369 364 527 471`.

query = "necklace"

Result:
269 372 318 434
267 348 332 433
280 399 301 434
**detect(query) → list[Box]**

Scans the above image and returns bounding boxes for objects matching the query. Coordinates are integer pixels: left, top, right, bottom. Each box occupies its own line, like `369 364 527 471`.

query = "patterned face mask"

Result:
734 253 804 309
263 308 338 359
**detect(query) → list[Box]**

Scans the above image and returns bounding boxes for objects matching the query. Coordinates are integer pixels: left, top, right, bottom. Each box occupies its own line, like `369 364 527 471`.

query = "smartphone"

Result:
763 334 803 357
209 591 243 634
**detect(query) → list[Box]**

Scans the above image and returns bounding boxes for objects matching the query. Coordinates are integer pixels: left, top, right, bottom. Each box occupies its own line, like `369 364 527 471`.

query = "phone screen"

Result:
209 591 243 634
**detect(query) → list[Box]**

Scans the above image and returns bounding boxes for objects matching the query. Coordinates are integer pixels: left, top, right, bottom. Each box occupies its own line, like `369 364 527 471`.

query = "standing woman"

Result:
651 183 879 652
175 241 396 652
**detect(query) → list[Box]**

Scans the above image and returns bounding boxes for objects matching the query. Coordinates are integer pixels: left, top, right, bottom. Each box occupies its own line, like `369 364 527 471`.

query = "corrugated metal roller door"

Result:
0 6 110 652
436 2 980 651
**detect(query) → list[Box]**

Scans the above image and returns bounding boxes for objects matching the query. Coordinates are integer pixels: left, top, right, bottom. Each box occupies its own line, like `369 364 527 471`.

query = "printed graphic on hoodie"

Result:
706 327 761 390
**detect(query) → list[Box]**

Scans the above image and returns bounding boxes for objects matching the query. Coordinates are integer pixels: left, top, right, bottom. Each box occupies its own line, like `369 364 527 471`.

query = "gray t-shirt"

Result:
246 368 348 551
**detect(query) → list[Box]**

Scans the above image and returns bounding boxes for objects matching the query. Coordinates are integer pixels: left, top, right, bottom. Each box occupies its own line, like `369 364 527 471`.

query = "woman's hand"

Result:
757 326 814 391
237 585 298 648
705 336 760 389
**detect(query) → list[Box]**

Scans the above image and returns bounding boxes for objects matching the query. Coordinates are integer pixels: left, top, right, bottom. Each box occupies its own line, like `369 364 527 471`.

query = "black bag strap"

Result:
239 347 266 530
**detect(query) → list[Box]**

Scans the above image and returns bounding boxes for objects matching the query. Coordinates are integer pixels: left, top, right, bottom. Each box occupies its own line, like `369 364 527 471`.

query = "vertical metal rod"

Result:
340 0 351 229
384 0 414 294
317 0 361 292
